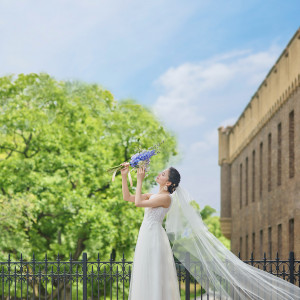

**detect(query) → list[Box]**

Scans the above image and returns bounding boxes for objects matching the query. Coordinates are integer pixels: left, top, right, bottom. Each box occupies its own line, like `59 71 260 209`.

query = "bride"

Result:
121 163 181 300
121 163 300 300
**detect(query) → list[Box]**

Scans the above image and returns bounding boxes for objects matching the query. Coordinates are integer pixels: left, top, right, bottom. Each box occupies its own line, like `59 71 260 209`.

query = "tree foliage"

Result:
190 200 231 249
0 73 179 262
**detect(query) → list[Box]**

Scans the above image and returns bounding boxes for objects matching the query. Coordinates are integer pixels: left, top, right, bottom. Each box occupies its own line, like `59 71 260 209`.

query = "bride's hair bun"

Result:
168 167 181 194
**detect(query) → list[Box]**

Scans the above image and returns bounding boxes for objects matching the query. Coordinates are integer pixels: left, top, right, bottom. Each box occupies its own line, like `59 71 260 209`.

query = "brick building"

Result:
218 28 300 260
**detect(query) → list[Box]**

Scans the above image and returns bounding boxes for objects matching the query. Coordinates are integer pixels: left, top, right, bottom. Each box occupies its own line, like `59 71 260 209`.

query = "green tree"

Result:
190 200 231 249
0 73 179 264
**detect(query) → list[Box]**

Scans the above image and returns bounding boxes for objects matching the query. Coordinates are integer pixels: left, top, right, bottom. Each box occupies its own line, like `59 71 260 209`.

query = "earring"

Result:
164 185 168 191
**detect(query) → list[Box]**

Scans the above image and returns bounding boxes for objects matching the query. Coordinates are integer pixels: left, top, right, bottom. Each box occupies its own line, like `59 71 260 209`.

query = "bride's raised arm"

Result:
121 162 152 202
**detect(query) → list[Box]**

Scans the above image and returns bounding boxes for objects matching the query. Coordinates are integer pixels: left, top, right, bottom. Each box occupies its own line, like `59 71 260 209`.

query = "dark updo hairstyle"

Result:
167 166 181 194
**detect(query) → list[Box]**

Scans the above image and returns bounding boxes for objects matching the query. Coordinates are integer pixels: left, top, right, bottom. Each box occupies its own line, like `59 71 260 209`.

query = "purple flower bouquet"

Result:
106 140 164 186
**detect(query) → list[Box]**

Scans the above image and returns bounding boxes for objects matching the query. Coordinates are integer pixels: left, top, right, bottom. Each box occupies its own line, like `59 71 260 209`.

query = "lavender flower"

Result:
107 140 164 186
129 149 156 170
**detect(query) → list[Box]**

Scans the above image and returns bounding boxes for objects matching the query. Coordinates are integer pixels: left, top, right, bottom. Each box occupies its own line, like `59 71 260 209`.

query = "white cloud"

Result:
152 94 205 128
151 45 280 131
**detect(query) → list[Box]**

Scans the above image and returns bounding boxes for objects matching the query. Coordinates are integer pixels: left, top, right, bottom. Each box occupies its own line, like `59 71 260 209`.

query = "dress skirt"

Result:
128 221 181 300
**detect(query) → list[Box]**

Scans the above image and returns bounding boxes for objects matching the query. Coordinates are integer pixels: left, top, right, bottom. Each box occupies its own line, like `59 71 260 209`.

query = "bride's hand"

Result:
120 162 130 175
137 166 146 181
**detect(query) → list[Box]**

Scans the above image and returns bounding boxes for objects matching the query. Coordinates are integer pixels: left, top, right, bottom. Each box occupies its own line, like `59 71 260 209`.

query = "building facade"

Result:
218 28 300 260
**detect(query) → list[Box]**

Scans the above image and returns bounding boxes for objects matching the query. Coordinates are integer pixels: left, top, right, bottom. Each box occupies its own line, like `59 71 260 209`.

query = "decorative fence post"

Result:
82 252 88 300
289 251 295 284
185 251 190 300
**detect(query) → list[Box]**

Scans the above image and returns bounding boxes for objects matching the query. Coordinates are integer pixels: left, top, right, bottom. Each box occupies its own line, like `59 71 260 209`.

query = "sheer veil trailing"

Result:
165 185 300 300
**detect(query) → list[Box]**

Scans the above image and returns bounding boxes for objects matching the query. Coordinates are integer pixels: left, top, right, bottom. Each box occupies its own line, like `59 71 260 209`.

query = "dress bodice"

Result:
141 194 172 229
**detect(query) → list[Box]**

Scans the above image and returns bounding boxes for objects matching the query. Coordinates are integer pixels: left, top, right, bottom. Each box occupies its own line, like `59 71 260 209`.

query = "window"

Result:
268 227 272 259
246 234 249 259
246 157 248 206
240 163 243 209
289 218 294 253
260 229 263 258
252 150 255 202
277 123 282 186
268 133 272 192
259 142 263 197
240 236 243 259
289 110 295 178
252 232 256 259
277 224 282 257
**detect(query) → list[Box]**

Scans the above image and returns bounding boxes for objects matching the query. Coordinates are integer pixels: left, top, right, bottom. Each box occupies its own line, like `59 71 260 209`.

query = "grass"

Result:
179 281 205 300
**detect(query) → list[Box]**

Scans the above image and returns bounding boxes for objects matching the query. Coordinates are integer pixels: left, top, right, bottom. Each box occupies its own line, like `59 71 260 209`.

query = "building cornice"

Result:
228 74 300 164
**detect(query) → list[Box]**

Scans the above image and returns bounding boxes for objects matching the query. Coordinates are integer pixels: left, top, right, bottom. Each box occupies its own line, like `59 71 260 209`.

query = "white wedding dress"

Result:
128 194 181 300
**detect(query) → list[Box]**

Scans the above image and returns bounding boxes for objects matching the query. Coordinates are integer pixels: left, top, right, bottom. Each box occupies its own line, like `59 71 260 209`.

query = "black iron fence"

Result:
0 251 299 299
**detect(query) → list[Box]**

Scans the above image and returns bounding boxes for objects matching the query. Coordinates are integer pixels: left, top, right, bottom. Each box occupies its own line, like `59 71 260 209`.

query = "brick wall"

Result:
230 87 300 260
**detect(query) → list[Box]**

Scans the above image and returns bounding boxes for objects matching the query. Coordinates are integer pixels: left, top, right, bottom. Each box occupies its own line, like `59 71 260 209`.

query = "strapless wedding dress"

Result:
128 194 181 300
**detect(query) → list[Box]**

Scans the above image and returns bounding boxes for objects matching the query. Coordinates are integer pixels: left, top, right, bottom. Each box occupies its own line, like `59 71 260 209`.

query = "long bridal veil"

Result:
165 185 300 300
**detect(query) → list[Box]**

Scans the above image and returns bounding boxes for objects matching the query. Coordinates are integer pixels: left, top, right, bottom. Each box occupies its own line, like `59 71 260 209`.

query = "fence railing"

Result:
0 251 299 299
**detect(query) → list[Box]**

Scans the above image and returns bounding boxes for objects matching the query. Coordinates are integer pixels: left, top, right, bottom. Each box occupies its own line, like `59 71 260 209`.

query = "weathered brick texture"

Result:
230 88 300 260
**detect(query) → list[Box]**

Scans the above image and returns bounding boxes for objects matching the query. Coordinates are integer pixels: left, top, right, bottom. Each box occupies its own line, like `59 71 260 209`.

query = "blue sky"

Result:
0 0 299 215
